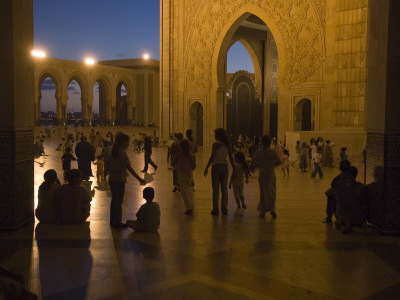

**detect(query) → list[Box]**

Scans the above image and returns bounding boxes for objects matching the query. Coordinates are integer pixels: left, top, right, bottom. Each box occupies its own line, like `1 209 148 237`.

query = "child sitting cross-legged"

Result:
126 187 160 232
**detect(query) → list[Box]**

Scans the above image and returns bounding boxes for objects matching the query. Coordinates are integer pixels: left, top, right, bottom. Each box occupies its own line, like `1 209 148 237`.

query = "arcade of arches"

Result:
34 58 160 127
1 0 400 231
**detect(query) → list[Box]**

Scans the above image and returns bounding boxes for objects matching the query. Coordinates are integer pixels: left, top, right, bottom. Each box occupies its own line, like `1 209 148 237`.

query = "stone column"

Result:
35 101 41 126
56 96 63 126
0 0 35 230
366 0 400 232
126 98 133 126
87 105 92 126
81 98 88 126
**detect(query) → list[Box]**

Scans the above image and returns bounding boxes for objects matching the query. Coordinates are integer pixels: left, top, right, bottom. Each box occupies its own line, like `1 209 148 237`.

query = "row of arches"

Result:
39 76 127 127
34 59 159 129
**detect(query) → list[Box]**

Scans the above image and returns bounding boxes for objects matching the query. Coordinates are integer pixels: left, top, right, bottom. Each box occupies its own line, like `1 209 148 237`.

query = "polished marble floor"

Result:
1 137 400 299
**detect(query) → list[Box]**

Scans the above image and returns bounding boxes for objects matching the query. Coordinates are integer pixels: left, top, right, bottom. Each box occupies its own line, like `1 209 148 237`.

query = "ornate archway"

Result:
189 101 203 146
294 98 313 131
227 71 262 139
162 1 325 145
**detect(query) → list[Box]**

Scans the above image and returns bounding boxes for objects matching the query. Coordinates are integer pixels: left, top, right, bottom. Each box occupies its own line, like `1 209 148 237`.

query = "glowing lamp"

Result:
31 50 46 58
84 58 95 65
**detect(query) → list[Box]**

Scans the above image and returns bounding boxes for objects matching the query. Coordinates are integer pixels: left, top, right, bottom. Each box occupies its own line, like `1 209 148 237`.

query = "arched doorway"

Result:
39 76 57 127
67 79 82 126
190 102 203 146
215 14 279 139
294 98 313 131
226 72 263 140
115 82 127 126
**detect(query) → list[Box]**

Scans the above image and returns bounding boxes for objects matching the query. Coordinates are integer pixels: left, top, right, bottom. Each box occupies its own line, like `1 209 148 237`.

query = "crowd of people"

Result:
34 126 374 235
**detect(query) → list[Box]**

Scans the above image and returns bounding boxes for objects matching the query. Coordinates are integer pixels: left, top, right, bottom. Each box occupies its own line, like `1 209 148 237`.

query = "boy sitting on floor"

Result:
126 187 160 232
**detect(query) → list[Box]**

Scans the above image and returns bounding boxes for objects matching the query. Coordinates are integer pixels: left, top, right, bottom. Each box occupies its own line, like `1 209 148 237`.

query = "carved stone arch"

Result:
294 97 313 131
115 76 133 98
227 70 259 100
65 71 88 125
115 76 133 126
233 40 262 97
38 67 62 99
93 74 112 101
67 71 88 97
227 70 262 138
184 1 324 140
92 74 112 126
189 101 204 146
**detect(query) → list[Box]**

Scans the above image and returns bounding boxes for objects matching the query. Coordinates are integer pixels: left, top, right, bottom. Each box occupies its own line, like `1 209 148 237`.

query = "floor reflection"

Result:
35 222 92 300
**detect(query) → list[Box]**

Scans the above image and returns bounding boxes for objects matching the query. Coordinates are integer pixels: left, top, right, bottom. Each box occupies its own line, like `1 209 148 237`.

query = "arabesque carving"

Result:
184 0 325 89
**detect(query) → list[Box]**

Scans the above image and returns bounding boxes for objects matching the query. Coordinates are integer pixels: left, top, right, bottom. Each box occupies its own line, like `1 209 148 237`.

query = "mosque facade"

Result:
160 0 367 154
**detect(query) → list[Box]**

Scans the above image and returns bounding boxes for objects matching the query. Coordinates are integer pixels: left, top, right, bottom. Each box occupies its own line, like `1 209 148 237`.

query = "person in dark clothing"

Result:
61 147 77 181
56 169 91 224
141 134 158 173
75 136 94 180
331 160 356 234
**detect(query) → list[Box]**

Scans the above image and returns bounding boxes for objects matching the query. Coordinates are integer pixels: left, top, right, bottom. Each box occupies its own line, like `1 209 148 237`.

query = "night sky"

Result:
34 0 253 113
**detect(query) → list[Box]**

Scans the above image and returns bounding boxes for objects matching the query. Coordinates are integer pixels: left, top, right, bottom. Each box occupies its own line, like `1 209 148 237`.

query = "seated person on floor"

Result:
35 169 61 223
126 187 160 232
322 187 337 224
56 169 92 224
331 161 364 234
348 166 367 226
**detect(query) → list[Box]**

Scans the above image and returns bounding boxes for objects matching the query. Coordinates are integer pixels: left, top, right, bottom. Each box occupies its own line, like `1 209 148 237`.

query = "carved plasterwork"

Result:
184 0 325 89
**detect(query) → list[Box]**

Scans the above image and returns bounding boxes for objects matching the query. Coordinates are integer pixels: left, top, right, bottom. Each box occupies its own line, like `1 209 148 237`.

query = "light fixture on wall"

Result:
31 49 46 58
84 57 96 65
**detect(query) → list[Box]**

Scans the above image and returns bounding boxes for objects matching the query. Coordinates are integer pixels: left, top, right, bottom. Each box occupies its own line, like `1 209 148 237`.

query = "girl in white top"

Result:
204 128 234 216
281 149 290 177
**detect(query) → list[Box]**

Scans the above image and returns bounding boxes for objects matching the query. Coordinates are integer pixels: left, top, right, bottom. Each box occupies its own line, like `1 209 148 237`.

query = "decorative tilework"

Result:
0 129 34 230
366 131 400 233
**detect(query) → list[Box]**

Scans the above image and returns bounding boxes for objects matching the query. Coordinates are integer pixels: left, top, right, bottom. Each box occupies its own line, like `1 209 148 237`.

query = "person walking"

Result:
251 135 281 218
141 134 158 173
171 139 196 215
204 128 235 216
108 133 146 228
311 147 324 179
186 129 198 190
75 136 94 181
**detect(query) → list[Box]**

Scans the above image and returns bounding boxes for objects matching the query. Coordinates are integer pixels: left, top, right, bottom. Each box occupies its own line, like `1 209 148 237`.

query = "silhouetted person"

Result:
109 133 146 228
35 169 61 223
126 187 160 232
56 169 91 224
204 128 235 216
141 134 158 173
75 135 94 180
61 147 77 180
331 160 356 233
